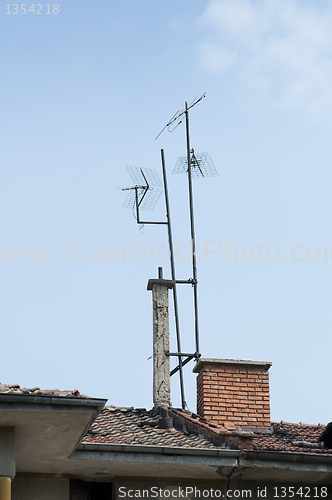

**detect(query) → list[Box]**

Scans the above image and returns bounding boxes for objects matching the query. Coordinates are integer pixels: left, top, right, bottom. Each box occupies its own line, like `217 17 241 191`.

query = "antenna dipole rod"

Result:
135 188 139 222
185 102 200 359
161 148 186 410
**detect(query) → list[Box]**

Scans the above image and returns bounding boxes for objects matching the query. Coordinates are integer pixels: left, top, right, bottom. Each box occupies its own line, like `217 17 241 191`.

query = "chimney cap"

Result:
147 279 175 291
193 358 272 373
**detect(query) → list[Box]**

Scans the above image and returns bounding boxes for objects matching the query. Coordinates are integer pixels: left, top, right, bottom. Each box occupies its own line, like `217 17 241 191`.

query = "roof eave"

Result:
0 393 107 410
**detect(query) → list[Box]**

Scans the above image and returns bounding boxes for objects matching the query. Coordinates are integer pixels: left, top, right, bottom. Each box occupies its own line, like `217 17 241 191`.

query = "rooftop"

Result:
1 384 330 456
0 383 89 398
82 405 332 455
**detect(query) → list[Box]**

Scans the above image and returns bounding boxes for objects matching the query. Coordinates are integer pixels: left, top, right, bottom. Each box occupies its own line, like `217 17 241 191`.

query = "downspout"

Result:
0 476 11 500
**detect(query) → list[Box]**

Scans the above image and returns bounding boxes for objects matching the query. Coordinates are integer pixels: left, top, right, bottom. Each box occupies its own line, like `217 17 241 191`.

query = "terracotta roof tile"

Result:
82 407 332 456
253 421 332 455
0 383 89 398
82 407 220 449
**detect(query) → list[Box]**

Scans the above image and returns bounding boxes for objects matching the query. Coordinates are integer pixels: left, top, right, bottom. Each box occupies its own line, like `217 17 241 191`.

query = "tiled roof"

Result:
1 383 330 456
82 406 221 449
253 421 332 455
171 410 332 454
82 407 331 455
0 383 89 398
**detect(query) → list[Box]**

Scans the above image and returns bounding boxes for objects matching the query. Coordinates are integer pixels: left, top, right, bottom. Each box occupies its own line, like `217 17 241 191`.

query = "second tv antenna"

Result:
157 91 217 371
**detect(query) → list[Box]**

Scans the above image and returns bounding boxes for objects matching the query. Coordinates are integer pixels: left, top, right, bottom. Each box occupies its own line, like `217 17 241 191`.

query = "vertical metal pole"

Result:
185 102 200 359
161 149 186 409
135 188 140 223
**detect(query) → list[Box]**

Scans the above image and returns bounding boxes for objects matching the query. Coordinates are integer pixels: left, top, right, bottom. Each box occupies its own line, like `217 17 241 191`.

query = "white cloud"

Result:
199 44 237 72
198 0 332 115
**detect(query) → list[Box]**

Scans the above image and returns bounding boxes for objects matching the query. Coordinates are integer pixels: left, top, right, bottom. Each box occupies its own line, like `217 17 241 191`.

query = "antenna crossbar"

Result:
167 352 197 357
155 91 208 140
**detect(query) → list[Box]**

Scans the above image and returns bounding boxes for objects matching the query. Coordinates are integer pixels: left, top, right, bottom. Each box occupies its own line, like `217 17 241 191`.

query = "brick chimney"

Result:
147 276 174 409
193 358 272 428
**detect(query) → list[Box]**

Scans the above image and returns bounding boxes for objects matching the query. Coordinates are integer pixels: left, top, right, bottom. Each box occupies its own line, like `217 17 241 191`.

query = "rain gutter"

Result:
75 444 332 471
77 442 240 458
0 394 107 411
241 450 332 466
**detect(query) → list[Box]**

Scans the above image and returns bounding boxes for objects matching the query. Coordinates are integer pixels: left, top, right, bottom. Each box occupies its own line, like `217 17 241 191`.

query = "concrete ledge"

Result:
0 396 107 474
193 358 272 373
147 279 175 290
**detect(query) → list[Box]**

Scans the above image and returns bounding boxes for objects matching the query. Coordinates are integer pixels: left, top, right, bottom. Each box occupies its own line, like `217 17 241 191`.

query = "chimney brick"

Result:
193 358 272 428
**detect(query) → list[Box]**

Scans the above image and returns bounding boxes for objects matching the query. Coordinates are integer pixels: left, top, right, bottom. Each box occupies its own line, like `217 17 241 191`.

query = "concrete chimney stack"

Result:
147 275 174 409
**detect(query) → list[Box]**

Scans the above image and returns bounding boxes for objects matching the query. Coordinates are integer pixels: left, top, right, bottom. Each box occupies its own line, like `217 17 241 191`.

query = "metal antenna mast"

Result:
156 91 212 360
160 149 185 409
185 101 199 357
122 91 216 410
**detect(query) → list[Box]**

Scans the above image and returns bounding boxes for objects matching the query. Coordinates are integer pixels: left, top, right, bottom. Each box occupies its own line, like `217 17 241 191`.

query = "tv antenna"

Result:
155 91 207 140
173 150 217 178
156 91 217 377
122 166 165 225
121 156 191 410
122 91 216 410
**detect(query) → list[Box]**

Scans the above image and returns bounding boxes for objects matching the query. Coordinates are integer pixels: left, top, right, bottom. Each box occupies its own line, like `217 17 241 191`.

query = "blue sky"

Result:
1 0 332 425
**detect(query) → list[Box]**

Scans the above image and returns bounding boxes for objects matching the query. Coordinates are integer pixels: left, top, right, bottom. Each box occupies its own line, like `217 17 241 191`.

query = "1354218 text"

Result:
6 4 59 14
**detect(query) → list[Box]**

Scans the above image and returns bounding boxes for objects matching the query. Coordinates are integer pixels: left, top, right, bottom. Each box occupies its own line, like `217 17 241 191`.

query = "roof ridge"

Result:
274 421 324 427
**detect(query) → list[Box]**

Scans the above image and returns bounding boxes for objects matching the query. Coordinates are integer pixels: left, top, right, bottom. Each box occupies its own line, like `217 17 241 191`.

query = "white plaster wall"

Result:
12 477 69 500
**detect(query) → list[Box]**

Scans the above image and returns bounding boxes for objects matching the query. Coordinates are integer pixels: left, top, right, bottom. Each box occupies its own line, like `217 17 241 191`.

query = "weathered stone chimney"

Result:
193 358 272 428
147 275 174 409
